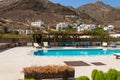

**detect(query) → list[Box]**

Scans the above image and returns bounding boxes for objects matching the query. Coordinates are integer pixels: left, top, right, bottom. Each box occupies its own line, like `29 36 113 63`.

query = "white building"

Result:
16 29 26 34
65 15 78 18
26 30 33 35
110 34 120 38
31 22 44 27
14 29 33 35
103 25 114 31
90 24 96 30
56 22 69 30
77 24 96 32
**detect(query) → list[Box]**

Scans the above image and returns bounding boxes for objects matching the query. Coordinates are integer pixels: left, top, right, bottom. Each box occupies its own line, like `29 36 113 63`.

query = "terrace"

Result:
0 47 120 80
34 32 120 47
0 32 120 80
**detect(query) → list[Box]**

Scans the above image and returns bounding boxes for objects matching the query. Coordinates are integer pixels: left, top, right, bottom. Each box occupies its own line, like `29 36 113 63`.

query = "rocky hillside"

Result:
0 0 72 25
77 1 120 29
0 0 97 29
0 0 119 29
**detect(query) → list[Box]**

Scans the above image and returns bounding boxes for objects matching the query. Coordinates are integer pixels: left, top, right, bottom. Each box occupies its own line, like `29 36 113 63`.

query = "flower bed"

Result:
23 65 74 80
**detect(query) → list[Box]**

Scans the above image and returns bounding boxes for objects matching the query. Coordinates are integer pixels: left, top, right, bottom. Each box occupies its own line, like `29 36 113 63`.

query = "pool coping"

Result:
35 46 120 50
32 47 120 57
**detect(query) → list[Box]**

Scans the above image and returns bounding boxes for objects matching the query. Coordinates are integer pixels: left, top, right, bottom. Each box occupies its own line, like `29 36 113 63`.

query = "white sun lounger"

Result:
102 42 107 47
109 42 116 47
113 53 120 59
33 43 42 48
43 42 51 48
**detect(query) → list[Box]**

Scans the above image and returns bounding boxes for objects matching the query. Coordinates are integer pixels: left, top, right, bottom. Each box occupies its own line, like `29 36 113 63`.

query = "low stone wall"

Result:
0 38 31 43
0 38 13 43
0 38 31 47
0 44 9 50
0 43 15 50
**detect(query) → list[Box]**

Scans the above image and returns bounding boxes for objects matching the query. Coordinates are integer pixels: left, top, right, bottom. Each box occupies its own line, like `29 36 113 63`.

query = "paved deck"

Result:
0 47 120 80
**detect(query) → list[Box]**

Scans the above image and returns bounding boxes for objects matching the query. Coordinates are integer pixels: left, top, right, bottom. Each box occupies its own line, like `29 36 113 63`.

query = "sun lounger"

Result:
109 42 116 47
113 53 120 59
102 42 107 47
33 43 42 48
43 42 51 48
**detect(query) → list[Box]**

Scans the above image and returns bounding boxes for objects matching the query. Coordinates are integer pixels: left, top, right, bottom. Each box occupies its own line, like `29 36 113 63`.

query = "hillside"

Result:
0 0 98 29
0 0 119 29
77 1 120 28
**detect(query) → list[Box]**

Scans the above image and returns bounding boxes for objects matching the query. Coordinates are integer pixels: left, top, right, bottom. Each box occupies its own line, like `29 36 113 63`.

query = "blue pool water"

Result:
34 49 120 56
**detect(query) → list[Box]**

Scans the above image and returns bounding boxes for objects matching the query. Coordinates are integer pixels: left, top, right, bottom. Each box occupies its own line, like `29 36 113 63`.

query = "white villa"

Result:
65 15 78 18
15 29 25 34
110 34 120 38
56 22 69 30
103 25 114 31
31 21 44 27
14 29 33 35
25 29 33 35
77 24 96 32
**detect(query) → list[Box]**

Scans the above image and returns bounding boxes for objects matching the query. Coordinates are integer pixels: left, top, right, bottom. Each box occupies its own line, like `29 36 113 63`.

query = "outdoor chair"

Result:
102 42 108 47
43 42 51 48
33 43 42 48
113 53 120 59
109 42 116 47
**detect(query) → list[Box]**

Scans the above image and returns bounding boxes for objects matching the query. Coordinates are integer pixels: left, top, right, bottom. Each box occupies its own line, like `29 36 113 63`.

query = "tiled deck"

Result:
0 47 120 80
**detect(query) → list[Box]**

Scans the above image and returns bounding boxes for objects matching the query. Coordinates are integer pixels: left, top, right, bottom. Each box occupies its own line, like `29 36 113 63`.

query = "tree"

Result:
32 34 42 43
2 26 8 33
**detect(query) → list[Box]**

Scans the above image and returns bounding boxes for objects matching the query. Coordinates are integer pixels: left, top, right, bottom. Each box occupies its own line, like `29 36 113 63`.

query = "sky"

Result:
50 0 120 8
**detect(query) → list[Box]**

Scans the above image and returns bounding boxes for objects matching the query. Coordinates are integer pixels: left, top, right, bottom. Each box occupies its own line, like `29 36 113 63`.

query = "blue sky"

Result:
50 0 120 8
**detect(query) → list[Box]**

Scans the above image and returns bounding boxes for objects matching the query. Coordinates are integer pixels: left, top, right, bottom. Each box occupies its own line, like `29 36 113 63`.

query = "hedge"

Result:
23 65 74 80
76 69 120 80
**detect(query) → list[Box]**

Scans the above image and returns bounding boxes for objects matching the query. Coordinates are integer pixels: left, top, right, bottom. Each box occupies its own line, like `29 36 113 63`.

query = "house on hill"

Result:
56 22 69 30
31 21 45 27
103 25 114 31
77 24 96 32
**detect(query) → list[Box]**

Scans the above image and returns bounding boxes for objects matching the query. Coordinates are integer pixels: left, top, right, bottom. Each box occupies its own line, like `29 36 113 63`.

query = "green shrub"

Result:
106 69 118 80
91 69 98 80
94 71 105 80
76 76 90 80
117 71 120 80
104 73 107 80
77 69 120 80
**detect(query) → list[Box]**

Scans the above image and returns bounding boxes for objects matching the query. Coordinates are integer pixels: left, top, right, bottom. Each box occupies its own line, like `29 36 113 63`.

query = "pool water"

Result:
34 49 120 56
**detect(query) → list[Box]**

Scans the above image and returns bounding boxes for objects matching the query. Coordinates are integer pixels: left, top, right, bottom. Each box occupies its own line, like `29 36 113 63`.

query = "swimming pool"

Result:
34 48 120 56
